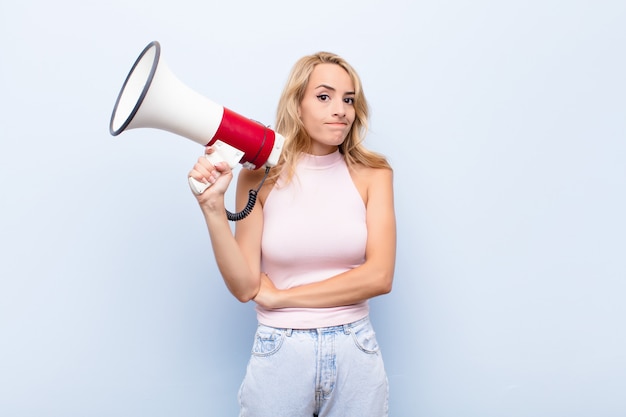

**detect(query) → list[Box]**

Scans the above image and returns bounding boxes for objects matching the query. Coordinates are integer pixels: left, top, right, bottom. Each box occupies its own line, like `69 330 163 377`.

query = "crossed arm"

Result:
252 167 396 309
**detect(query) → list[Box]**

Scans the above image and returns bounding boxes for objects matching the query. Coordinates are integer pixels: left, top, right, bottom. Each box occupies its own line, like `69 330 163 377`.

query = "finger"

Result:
213 161 232 174
188 168 210 184
196 157 223 180
195 160 215 177
197 155 215 170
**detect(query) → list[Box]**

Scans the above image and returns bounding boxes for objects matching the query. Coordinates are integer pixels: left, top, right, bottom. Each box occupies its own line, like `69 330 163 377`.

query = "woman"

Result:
189 51 396 417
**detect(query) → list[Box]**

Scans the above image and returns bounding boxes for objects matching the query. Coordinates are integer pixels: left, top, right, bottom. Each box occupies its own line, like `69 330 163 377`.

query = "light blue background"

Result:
1 0 625 416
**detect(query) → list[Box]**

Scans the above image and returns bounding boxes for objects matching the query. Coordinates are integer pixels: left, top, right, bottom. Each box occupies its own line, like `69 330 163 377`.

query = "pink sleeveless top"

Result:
258 150 369 329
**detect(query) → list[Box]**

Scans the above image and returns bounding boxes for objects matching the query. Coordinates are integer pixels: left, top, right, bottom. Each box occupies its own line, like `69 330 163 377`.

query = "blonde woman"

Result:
189 51 396 417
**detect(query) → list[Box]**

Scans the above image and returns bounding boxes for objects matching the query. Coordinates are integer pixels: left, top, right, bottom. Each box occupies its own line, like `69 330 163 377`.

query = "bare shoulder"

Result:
349 163 394 205
236 167 275 205
237 167 266 187
350 162 393 179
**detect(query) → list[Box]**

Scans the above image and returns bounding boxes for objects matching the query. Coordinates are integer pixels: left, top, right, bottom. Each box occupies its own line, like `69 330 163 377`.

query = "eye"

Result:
344 97 355 105
316 94 330 102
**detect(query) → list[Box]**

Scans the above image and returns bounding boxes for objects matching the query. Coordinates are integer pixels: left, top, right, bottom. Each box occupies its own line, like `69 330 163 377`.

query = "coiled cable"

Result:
226 166 271 221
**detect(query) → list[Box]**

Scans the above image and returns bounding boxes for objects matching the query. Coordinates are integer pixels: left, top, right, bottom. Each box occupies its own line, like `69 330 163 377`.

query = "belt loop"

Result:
285 328 293 337
342 324 350 335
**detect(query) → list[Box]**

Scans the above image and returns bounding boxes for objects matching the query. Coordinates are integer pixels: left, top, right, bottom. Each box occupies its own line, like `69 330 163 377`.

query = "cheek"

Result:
300 114 314 131
298 103 313 125
300 107 321 130
347 107 356 123
347 114 356 129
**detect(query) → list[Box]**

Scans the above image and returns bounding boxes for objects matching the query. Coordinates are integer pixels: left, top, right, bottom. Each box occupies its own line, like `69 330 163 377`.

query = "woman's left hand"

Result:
253 273 281 309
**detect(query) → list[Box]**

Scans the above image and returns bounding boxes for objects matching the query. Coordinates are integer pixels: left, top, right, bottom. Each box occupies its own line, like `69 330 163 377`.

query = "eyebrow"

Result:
315 84 355 95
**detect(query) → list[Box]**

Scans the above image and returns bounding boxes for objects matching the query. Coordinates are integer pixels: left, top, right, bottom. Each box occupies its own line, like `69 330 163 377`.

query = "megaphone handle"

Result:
188 175 212 195
188 141 244 195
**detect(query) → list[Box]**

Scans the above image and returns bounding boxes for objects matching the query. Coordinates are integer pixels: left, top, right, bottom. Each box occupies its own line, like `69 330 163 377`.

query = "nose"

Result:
332 101 347 118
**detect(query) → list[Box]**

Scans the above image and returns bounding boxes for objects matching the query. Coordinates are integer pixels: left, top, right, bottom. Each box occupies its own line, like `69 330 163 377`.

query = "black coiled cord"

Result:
225 166 271 222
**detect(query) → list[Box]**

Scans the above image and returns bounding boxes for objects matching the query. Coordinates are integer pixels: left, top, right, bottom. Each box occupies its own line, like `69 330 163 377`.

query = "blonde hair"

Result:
269 51 390 184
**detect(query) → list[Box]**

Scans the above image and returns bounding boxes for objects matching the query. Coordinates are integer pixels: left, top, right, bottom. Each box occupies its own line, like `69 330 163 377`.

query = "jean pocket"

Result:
350 319 380 354
251 325 285 357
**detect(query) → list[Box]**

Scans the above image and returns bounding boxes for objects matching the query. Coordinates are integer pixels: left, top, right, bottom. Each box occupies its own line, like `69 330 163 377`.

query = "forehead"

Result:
307 63 354 91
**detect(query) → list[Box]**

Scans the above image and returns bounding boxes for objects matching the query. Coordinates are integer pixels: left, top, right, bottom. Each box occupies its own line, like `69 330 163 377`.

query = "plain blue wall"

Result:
1 0 625 416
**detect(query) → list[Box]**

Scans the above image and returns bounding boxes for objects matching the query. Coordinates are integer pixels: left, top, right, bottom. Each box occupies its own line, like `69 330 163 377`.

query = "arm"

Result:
189 148 265 302
254 167 396 309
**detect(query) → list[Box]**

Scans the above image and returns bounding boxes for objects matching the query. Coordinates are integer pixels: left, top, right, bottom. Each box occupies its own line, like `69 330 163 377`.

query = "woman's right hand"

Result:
188 146 234 203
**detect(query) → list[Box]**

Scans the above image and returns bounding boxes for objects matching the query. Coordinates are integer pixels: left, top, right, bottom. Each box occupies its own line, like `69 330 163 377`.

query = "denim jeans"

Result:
238 316 388 417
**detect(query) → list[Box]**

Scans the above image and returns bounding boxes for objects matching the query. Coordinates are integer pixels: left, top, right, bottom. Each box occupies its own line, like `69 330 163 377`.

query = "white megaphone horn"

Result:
109 41 284 220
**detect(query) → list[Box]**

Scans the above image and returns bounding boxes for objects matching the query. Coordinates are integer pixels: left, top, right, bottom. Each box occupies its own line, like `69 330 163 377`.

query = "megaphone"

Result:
109 41 284 219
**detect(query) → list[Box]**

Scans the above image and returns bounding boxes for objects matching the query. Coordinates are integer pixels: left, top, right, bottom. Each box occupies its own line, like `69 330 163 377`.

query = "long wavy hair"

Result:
269 51 390 184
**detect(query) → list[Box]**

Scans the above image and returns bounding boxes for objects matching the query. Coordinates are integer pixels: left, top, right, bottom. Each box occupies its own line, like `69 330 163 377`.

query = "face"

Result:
298 63 356 155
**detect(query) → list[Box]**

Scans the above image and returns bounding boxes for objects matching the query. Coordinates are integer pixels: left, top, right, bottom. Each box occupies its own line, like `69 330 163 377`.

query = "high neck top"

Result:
259 149 369 329
298 150 344 170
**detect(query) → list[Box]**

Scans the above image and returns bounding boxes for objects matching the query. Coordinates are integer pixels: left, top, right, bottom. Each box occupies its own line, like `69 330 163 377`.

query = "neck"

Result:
307 143 339 156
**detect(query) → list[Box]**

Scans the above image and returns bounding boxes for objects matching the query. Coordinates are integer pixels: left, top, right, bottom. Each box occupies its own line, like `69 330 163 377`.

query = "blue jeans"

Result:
238 316 389 417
